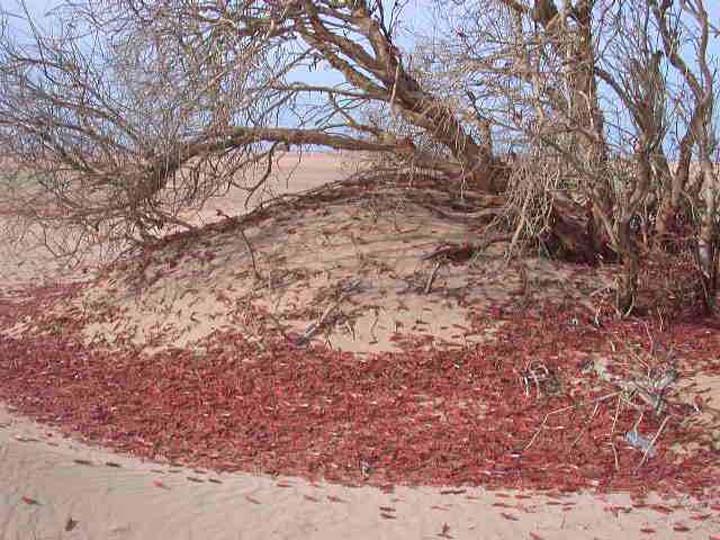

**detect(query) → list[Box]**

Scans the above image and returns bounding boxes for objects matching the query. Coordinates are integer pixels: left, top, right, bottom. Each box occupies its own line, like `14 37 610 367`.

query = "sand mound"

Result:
1 173 718 489
47 174 613 356
1 155 719 537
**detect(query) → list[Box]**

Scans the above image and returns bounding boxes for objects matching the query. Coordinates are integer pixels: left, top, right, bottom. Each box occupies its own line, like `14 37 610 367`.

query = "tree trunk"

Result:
542 195 616 264
531 1 610 252
655 125 694 238
697 162 718 313
615 220 639 315
566 0 606 165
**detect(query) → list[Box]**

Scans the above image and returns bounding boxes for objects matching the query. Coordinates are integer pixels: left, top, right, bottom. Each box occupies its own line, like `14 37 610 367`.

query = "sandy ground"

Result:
40 154 612 356
1 153 719 539
1 407 718 540
0 152 359 287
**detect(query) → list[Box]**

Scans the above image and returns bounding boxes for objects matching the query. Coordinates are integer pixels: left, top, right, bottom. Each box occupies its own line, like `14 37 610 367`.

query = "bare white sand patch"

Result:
675 373 720 453
182 151 365 226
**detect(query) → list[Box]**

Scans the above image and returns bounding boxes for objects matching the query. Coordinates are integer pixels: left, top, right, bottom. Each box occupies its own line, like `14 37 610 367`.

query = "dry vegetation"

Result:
0 0 719 522
0 0 717 313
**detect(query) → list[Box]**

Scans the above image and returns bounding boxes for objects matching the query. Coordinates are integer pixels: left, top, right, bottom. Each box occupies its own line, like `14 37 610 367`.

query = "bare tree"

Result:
0 0 718 312
421 0 719 312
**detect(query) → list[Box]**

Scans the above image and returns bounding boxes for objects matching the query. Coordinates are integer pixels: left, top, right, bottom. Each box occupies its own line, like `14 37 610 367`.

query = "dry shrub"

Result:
636 237 715 321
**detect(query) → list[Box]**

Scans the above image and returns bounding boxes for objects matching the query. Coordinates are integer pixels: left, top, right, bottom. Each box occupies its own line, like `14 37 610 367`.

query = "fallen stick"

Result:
524 405 575 451
634 415 671 471
570 401 600 447
297 300 342 346
239 226 262 281
524 392 620 451
424 260 442 294
297 280 361 346
216 209 262 281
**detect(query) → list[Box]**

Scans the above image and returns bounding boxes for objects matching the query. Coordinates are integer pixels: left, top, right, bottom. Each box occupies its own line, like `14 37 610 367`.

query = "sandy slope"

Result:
0 153 357 288
2 407 718 540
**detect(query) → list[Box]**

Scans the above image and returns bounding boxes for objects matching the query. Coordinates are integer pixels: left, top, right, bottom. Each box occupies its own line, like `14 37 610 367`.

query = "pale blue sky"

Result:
5 0 720 152
10 0 719 74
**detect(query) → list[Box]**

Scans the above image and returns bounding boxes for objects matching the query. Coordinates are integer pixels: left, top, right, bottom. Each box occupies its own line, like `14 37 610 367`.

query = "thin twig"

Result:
214 208 262 281
610 441 620 471
297 280 361 346
525 392 621 451
571 401 601 447
634 415 671 471
239 226 262 281
524 405 575 451
369 306 380 342
610 395 622 437
424 260 442 294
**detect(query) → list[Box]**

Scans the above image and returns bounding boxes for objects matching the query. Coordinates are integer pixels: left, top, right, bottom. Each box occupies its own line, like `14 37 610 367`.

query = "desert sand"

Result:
0 153 718 539
1 407 718 540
